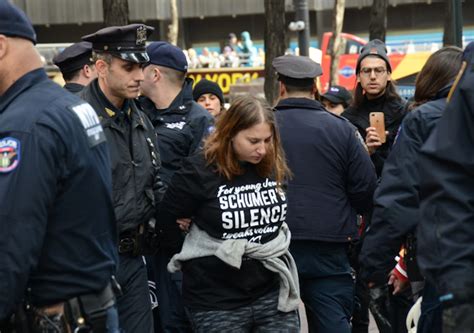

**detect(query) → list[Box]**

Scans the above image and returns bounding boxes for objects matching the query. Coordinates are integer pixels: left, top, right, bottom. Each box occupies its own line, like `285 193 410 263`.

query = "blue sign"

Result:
339 66 354 78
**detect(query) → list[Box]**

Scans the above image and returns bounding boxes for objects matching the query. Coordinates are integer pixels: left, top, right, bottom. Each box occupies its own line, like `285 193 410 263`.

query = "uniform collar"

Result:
161 77 195 114
0 68 47 114
64 82 85 94
91 79 131 118
275 97 325 111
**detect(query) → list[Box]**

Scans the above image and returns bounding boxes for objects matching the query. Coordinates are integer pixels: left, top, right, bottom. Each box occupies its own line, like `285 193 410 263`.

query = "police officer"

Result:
416 42 474 333
140 41 213 185
273 55 377 333
0 2 119 332
53 41 97 93
79 24 165 333
139 41 213 333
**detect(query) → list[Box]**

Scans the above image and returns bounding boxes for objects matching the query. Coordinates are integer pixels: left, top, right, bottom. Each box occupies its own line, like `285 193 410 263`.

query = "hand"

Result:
176 218 192 232
387 271 409 295
365 127 388 155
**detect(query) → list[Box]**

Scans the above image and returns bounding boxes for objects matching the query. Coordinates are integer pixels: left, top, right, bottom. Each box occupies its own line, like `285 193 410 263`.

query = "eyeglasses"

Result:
360 67 387 77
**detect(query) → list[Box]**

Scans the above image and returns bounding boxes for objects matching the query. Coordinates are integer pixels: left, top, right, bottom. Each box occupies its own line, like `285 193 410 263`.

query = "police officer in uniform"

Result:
0 2 119 332
140 41 213 185
417 42 474 333
79 24 165 333
53 41 97 93
273 55 377 333
139 42 213 333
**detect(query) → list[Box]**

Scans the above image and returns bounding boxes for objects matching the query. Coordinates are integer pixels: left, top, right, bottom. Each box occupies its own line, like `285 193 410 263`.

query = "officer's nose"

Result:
135 67 145 82
256 143 266 156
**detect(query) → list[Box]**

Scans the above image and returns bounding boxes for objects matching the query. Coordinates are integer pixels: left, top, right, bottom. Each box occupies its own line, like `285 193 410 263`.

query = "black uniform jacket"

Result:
80 79 165 233
275 98 377 242
64 82 85 94
359 86 451 285
342 95 407 177
139 78 213 185
0 69 117 319
417 61 474 297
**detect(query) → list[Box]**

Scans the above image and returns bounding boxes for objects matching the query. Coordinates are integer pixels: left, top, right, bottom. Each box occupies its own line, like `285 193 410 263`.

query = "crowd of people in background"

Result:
185 31 264 68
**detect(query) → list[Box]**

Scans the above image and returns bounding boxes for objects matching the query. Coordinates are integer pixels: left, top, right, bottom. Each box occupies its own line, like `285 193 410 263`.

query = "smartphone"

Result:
369 112 386 143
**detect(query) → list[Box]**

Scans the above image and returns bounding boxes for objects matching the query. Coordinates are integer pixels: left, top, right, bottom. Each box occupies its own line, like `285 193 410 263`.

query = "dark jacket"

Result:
275 98 377 242
0 69 117 318
64 82 85 94
417 62 474 298
342 95 407 177
80 79 165 233
359 86 450 284
139 78 213 185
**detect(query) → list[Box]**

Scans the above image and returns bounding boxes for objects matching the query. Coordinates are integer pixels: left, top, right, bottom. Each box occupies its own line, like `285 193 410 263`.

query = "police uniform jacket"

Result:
139 78 213 185
359 85 451 285
342 95 407 177
80 79 165 233
275 98 377 242
0 69 117 319
417 62 474 298
64 82 85 94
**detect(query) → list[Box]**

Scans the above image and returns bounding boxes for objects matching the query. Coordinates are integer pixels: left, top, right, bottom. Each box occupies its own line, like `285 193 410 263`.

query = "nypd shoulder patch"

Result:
0 137 21 173
69 103 106 147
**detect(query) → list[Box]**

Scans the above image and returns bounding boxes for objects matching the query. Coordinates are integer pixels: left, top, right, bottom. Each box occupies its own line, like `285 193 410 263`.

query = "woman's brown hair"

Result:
204 95 291 185
410 46 463 110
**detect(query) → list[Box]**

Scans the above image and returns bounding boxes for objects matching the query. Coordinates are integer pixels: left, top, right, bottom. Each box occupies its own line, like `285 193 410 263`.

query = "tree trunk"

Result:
329 0 345 87
369 0 388 41
168 0 179 45
264 0 287 106
102 0 129 26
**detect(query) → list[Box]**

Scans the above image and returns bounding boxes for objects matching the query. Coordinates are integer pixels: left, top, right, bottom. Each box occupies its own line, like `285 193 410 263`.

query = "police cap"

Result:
146 41 188 73
272 55 322 87
0 0 37 44
82 24 154 64
53 41 93 74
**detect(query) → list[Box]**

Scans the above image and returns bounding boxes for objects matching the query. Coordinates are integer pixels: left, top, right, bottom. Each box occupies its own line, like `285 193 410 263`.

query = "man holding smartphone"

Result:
341 39 409 333
342 39 407 177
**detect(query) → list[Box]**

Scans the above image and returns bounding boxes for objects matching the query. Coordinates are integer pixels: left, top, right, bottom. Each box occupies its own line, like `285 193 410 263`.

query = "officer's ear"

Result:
95 59 109 76
82 64 95 78
0 35 8 60
279 81 286 97
153 66 161 82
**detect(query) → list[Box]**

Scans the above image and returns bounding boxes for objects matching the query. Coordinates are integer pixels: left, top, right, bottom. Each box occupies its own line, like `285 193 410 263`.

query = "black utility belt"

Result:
4 280 119 333
118 221 159 256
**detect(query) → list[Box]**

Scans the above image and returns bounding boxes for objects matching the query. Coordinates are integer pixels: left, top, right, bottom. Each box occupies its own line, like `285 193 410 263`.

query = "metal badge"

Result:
136 25 147 46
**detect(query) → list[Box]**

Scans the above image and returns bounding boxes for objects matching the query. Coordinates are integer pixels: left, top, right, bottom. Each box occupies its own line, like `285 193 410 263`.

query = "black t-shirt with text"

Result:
158 152 286 310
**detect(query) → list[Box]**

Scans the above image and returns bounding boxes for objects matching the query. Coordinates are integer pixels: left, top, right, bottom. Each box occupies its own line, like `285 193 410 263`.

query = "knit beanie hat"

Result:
356 39 392 74
193 79 224 105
